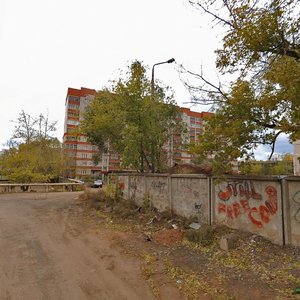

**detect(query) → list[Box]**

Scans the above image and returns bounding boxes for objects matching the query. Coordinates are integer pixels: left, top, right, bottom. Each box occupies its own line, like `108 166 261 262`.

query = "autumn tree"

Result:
1 139 64 182
183 0 300 172
1 111 63 182
81 61 181 173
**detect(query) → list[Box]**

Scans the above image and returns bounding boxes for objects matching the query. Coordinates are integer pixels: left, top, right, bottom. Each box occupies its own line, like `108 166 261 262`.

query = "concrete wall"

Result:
212 177 283 245
171 175 209 222
284 178 300 246
114 173 300 247
128 175 146 206
146 175 169 212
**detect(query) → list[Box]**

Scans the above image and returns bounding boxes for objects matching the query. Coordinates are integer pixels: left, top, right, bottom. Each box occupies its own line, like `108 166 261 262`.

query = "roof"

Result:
66 87 97 103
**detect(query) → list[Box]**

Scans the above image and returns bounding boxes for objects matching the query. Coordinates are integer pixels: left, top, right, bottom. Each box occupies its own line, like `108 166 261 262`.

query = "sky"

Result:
0 0 293 158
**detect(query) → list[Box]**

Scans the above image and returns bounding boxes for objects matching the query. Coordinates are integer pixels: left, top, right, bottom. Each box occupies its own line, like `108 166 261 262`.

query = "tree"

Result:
183 0 300 172
1 111 63 182
239 153 293 175
10 110 57 145
1 138 64 183
81 61 181 173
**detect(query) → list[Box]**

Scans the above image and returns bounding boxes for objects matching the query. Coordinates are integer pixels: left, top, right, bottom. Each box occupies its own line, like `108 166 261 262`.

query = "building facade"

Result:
63 87 213 179
177 108 213 164
63 87 121 179
293 140 300 175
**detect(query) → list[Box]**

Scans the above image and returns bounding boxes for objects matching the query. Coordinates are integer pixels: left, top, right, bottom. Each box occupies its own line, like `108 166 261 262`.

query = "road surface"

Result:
0 192 157 300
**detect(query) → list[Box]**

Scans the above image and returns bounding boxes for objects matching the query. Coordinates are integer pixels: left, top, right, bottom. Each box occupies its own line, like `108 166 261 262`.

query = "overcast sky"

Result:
0 0 292 158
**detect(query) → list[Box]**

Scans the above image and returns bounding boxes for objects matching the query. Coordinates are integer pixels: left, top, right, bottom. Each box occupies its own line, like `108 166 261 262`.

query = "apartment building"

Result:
63 87 121 179
63 87 213 179
293 140 300 175
176 107 213 164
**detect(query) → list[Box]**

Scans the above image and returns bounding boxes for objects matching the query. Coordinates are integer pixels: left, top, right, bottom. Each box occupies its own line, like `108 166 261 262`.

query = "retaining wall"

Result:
115 173 300 247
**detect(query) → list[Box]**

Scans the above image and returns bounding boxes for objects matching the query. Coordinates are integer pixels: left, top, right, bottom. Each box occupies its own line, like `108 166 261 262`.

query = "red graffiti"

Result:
259 205 270 223
217 184 278 228
118 182 125 190
218 181 262 201
240 199 250 212
218 203 226 214
265 186 277 215
248 207 263 228
232 202 241 218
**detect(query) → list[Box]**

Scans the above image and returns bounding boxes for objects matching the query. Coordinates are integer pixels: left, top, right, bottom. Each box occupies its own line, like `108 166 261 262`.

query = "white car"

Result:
93 179 103 188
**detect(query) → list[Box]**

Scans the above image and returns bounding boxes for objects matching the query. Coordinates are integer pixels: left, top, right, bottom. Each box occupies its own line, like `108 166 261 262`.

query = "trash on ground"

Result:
189 222 201 230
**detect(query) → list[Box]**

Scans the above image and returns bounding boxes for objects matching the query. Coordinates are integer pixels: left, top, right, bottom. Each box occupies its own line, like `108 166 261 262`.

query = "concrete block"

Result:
219 233 239 251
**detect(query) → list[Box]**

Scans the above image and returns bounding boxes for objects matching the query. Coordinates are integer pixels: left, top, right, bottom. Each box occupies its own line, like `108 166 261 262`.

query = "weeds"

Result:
164 260 230 300
184 224 217 246
141 252 160 297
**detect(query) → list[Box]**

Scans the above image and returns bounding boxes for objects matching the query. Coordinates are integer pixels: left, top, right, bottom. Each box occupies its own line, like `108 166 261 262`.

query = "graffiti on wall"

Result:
217 181 278 228
118 181 125 190
292 191 300 223
151 180 166 194
177 180 200 198
129 178 143 196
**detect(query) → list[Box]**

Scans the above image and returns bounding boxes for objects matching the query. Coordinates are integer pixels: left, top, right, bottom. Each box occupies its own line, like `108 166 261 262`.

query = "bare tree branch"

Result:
268 131 283 160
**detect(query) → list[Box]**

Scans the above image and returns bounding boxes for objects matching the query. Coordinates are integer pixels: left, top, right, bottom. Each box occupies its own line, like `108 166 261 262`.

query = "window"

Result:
66 136 76 141
67 119 79 125
68 104 79 110
68 112 79 118
82 153 88 158
66 144 77 149
67 152 76 157
69 96 80 102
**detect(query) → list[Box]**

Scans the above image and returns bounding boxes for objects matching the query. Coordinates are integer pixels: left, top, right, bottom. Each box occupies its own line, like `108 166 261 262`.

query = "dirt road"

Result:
0 192 159 300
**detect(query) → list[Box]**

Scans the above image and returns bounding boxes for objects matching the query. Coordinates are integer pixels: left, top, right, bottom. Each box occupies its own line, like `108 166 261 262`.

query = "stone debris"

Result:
189 222 201 230
219 233 239 251
146 216 158 225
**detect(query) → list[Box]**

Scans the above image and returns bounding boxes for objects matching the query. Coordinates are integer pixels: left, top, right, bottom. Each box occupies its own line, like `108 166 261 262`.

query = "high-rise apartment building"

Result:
63 87 121 178
176 108 213 164
63 87 213 179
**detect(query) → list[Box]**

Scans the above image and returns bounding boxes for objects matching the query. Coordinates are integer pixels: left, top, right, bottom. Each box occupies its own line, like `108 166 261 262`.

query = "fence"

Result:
114 173 300 247
0 183 82 193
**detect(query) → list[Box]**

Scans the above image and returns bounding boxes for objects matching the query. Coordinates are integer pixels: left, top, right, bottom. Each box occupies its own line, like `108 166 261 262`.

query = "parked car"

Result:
93 179 103 188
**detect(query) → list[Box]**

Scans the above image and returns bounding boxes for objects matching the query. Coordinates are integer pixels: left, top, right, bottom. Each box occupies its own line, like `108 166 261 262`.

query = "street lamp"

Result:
150 58 175 169
151 58 175 97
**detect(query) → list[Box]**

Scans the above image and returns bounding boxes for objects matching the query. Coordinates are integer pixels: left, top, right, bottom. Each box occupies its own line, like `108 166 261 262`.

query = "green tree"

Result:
81 61 181 173
184 0 300 172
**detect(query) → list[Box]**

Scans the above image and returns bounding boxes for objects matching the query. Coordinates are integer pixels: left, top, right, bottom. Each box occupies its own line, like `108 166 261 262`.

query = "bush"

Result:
79 189 106 209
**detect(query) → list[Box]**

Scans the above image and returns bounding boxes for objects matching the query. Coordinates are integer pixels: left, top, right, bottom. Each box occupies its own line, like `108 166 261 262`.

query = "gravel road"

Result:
0 192 156 300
